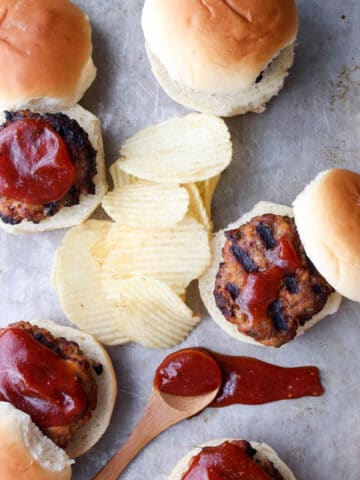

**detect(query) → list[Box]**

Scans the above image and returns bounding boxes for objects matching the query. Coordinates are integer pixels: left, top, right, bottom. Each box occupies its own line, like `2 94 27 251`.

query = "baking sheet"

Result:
0 0 359 478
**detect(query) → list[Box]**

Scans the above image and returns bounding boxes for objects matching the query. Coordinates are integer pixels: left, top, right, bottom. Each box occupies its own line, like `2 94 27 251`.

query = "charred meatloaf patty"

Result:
0 321 102 448
0 110 97 225
214 214 334 347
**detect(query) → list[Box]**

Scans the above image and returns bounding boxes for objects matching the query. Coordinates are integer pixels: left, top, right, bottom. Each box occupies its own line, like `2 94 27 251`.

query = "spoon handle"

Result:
92 391 172 480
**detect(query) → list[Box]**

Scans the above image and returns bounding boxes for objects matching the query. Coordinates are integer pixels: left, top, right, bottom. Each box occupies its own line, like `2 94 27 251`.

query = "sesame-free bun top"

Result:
0 402 72 480
293 169 360 302
0 0 96 111
142 0 298 94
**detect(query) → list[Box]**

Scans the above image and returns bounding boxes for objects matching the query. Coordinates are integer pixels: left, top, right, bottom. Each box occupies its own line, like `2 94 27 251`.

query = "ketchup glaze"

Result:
236 237 302 325
0 118 75 204
182 441 275 480
0 327 89 428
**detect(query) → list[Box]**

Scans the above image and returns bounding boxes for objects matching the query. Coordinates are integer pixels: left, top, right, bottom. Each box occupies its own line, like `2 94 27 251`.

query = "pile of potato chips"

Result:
52 113 232 349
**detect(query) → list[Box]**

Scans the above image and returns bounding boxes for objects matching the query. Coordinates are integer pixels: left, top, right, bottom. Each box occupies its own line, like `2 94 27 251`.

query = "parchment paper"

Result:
0 0 359 478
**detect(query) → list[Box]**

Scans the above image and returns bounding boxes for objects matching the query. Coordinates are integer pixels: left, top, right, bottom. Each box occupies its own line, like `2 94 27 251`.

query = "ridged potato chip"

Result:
119 113 232 183
102 182 189 229
52 220 129 346
99 216 211 293
110 161 137 188
196 175 221 217
107 276 200 349
185 183 212 236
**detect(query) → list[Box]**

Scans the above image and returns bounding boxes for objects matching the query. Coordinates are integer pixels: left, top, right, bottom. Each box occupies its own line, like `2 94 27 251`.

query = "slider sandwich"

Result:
0 0 106 233
169 438 296 480
0 320 117 478
200 169 360 347
142 0 298 117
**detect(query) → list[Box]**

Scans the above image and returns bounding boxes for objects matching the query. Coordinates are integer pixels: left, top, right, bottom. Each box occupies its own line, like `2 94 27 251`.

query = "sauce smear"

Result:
182 441 274 480
0 118 75 204
0 328 89 428
212 353 324 407
154 349 222 396
237 237 302 323
154 348 324 407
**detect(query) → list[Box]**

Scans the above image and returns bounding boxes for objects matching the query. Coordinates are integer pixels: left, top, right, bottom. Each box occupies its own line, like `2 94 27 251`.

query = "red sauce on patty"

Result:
0 118 75 204
0 328 89 428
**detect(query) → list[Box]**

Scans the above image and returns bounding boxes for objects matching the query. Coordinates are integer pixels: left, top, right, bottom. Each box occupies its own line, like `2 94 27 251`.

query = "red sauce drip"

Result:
212 353 324 407
0 328 89 428
0 118 75 204
182 441 274 480
236 237 302 322
154 349 222 396
154 349 324 407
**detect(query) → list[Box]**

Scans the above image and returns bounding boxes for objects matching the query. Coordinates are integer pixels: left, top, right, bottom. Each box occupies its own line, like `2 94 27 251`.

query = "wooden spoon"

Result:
92 386 220 480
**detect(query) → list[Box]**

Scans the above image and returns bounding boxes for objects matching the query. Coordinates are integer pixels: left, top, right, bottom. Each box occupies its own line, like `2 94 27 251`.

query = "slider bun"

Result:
0 0 96 111
26 320 117 458
168 438 296 480
293 169 360 302
0 402 72 480
142 0 298 116
0 105 107 234
199 202 342 347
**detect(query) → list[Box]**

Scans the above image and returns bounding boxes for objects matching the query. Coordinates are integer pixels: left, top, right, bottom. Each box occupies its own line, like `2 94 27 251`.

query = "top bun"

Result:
293 169 360 302
0 402 72 480
142 0 298 94
0 0 96 111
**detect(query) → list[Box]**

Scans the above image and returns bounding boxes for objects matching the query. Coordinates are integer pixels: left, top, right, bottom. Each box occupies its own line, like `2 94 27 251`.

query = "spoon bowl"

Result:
92 385 220 480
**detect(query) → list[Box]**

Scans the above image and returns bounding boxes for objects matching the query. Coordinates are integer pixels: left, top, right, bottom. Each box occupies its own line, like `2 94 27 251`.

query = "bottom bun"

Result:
168 438 296 480
146 44 294 117
0 402 72 480
0 104 107 234
26 320 117 458
199 201 342 347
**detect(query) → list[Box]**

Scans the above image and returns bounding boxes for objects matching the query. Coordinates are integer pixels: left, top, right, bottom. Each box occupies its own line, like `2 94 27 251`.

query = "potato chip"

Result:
119 113 232 183
196 175 221 217
102 182 189 229
99 216 210 293
110 161 137 188
185 183 212 236
52 220 129 346
107 276 200 349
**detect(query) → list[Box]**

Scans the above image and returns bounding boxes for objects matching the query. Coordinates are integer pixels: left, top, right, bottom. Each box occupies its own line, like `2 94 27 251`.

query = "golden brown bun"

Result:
142 0 298 94
0 402 72 480
293 169 360 302
199 202 342 347
0 0 96 111
168 438 296 479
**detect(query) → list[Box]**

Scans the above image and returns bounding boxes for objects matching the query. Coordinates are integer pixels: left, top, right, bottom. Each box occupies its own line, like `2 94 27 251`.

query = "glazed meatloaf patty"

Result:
214 214 334 347
183 441 284 480
0 321 102 448
0 110 97 225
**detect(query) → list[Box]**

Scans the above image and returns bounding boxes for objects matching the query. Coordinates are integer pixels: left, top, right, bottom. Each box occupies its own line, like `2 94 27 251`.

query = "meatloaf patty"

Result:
0 321 102 448
214 214 334 347
0 110 97 225
183 441 284 480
